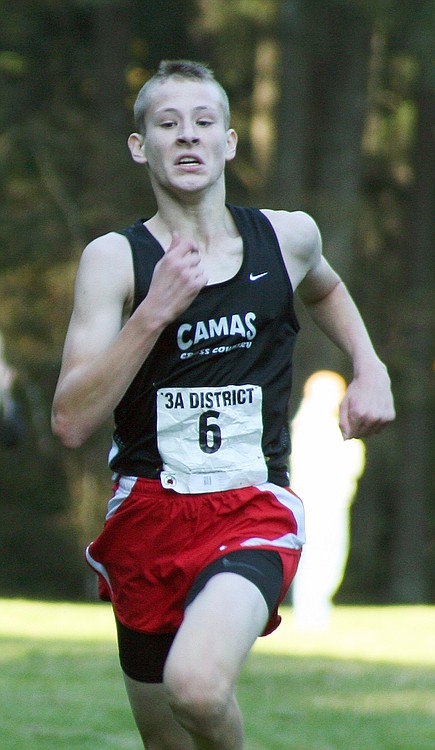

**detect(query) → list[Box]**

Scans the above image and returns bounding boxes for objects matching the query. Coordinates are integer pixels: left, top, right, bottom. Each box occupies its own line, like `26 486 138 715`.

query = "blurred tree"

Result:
267 0 434 603
194 0 434 602
345 7 434 604
0 0 433 601
0 0 197 597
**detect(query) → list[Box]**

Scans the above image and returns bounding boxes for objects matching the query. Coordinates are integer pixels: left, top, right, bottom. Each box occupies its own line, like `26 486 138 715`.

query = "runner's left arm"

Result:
296 253 395 439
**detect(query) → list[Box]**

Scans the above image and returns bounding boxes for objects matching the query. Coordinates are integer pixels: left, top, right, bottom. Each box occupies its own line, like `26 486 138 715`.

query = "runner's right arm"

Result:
52 231 207 448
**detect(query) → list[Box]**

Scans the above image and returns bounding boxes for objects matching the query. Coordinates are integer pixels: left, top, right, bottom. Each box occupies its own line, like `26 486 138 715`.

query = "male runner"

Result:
52 60 395 750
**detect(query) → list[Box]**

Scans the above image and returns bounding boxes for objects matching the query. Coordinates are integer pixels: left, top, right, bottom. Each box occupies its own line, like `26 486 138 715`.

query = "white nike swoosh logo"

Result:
249 272 269 281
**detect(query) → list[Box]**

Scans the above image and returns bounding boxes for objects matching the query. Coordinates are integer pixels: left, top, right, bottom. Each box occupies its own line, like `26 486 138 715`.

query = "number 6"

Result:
199 410 221 454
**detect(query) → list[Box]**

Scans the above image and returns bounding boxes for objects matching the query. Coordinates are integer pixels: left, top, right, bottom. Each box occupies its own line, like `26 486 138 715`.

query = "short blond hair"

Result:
133 60 231 133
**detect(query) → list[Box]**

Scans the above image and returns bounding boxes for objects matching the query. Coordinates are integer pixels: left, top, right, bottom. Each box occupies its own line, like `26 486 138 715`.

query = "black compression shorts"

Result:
116 548 284 683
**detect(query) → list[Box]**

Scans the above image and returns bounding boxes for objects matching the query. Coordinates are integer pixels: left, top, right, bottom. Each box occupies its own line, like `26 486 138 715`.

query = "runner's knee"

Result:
164 661 231 733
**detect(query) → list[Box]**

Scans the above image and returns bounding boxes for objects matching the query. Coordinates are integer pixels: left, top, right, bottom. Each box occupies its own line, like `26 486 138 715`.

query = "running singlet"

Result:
109 205 300 490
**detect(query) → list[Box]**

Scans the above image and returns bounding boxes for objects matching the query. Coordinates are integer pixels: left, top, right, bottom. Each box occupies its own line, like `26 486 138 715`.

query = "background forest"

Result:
0 0 433 604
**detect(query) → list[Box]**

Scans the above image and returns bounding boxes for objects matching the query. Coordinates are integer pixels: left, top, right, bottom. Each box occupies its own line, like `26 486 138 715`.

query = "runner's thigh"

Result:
164 571 269 689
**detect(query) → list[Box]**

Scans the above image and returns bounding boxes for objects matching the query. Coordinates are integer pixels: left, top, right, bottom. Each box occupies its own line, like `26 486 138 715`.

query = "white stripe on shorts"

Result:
85 545 112 592
106 475 138 519
240 482 306 550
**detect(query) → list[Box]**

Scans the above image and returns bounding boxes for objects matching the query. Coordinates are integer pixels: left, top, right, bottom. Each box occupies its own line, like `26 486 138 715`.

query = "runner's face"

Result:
137 79 237 194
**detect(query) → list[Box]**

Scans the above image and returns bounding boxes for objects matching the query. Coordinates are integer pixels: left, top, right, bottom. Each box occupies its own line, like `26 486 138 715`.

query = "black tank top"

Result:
109 205 300 487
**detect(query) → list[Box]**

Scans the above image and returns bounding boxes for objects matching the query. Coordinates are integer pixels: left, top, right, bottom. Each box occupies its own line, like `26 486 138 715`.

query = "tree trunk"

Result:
273 2 372 390
389 83 434 602
312 5 371 281
90 0 135 232
272 0 316 210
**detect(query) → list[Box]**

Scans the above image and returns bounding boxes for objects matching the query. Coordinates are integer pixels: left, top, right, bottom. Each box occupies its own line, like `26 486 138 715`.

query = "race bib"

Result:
156 385 267 493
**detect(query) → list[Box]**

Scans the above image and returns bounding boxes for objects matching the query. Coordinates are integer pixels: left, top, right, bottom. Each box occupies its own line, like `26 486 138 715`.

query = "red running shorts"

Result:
86 476 305 635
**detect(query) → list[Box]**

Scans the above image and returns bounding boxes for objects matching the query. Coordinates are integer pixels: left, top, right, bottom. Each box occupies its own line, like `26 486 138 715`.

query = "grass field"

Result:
1 599 434 749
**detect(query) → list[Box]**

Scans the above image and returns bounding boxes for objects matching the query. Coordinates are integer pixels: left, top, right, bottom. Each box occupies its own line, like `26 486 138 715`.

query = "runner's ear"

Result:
225 129 238 162
128 133 147 164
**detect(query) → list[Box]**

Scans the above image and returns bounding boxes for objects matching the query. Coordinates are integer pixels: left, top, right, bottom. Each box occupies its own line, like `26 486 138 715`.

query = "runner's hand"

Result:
144 232 208 326
339 366 395 439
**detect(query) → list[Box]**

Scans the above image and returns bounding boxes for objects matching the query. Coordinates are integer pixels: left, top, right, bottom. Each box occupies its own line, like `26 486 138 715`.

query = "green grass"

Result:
1 600 434 749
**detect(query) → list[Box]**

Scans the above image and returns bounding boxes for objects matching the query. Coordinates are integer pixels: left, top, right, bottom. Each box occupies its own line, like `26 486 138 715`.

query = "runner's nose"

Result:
176 128 200 145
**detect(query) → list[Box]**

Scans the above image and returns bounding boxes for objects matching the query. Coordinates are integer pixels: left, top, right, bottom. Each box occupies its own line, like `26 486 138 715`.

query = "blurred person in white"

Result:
291 371 366 630
0 333 22 448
